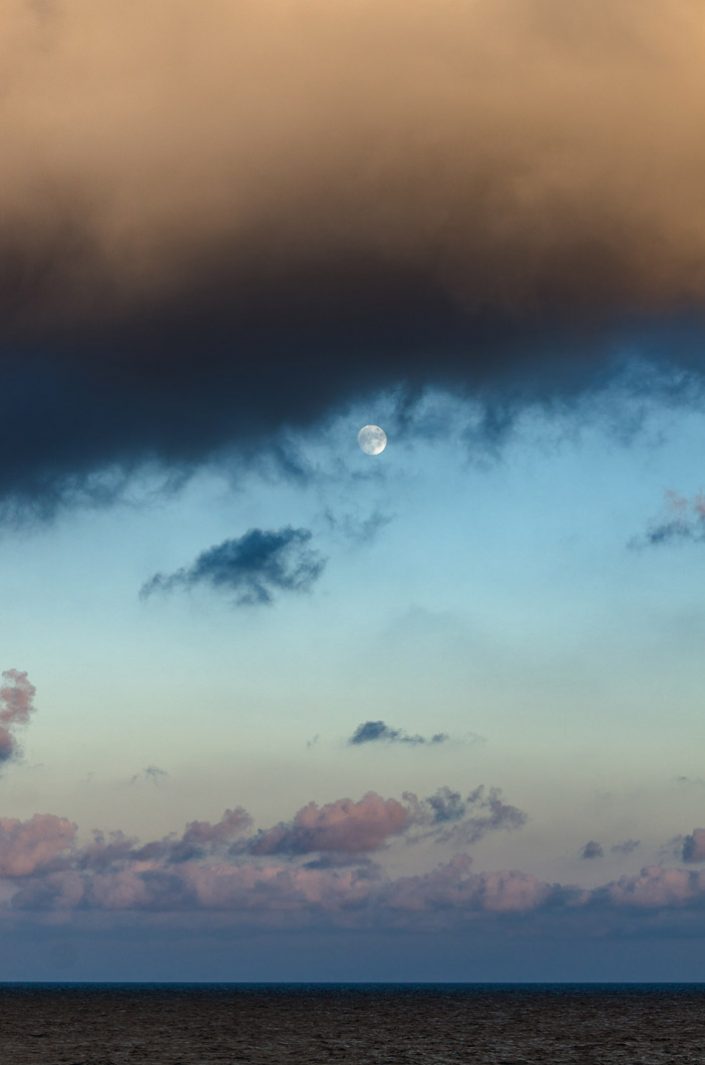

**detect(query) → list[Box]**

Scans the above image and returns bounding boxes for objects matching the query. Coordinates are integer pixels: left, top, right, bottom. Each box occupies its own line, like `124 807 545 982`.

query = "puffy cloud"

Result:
0 814 76 877
4 803 705 929
0 670 37 765
4 2 705 510
249 793 410 855
140 527 325 606
348 721 448 747
247 786 526 857
602 865 705 909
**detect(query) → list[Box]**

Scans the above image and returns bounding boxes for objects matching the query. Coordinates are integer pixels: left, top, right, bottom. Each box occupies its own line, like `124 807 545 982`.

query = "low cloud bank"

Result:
2 794 701 929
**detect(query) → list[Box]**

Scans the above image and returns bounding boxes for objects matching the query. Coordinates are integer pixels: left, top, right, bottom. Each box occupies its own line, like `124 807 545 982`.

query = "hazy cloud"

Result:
348 721 449 747
581 840 604 860
611 839 640 856
129 766 168 787
140 527 325 606
682 829 705 863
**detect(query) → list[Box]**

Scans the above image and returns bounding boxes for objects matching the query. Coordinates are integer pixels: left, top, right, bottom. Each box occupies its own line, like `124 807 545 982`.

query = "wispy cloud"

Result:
140 527 325 606
348 721 449 747
632 490 705 548
129 766 169 787
611 839 640 856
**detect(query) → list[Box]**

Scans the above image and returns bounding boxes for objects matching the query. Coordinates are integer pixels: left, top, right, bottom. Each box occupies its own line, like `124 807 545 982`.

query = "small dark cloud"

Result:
140 526 325 606
631 490 705 549
581 840 604 860
611 839 640 856
348 720 449 747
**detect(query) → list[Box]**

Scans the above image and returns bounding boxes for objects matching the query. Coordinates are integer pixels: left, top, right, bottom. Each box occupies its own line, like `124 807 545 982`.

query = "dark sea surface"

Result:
0 983 703 1064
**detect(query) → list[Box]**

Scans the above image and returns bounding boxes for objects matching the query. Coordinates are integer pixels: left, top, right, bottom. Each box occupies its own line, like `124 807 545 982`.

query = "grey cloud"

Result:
682 829 705 863
348 721 449 747
140 527 325 606
404 785 528 846
581 840 604 860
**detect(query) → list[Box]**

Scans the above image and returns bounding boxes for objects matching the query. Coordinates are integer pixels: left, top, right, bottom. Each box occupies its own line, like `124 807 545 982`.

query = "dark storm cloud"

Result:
140 527 325 606
348 721 449 747
580 840 604 860
4 1 705 510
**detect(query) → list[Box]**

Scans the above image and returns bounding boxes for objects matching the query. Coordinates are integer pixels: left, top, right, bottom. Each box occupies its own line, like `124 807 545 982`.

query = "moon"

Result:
357 424 388 455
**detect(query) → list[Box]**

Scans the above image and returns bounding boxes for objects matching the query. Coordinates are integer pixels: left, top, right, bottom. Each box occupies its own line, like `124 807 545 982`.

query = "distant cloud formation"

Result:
348 721 449 747
2 801 705 930
0 670 37 765
581 840 604 860
682 829 705 863
141 527 325 606
634 491 705 548
5 2 705 511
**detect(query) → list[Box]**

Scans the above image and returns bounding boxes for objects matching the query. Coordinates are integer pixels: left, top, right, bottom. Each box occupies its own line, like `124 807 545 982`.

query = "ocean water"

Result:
0 983 703 1064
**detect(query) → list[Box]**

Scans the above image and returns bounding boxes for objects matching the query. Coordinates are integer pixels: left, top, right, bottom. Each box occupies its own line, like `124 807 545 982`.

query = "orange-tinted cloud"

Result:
3 1 705 506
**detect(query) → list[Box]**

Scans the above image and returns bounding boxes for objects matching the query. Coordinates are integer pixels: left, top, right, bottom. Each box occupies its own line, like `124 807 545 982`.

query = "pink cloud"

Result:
249 793 410 855
4 797 705 933
0 670 37 765
604 865 705 908
0 814 76 877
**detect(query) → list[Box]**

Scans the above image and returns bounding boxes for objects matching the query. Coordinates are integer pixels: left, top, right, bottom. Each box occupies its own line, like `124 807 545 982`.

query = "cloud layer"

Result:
4 1 705 507
1 802 705 932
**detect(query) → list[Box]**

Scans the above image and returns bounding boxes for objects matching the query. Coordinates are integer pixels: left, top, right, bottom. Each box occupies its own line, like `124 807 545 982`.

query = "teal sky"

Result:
2 381 705 969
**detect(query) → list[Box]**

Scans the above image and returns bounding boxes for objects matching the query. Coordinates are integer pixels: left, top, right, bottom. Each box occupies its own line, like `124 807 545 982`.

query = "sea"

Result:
0 983 702 1064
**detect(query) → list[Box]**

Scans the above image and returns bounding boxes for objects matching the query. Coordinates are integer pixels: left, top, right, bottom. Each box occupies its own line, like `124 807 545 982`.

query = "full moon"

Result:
357 424 388 455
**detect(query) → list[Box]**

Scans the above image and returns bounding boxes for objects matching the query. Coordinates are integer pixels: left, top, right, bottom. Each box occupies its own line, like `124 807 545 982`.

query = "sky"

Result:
1 0 705 981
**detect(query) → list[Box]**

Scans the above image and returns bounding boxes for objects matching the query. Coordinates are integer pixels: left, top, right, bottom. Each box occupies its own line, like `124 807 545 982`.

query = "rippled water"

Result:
0 983 703 1064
